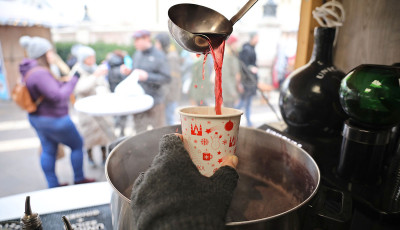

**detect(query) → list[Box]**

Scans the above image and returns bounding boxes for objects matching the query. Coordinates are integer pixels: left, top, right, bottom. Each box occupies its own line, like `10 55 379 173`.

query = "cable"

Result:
312 0 345 27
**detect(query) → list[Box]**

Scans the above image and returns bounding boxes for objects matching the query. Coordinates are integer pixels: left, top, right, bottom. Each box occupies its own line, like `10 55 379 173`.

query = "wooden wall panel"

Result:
294 0 323 69
333 0 400 73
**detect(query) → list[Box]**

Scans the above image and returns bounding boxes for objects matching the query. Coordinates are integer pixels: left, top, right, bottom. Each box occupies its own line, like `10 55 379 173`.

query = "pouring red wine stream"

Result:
200 38 226 115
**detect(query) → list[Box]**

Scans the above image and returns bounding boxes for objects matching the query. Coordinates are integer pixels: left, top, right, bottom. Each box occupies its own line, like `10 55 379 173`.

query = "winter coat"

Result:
164 50 182 103
132 46 171 105
189 54 213 104
221 49 240 105
107 54 126 92
239 43 258 96
71 63 113 149
19 58 78 117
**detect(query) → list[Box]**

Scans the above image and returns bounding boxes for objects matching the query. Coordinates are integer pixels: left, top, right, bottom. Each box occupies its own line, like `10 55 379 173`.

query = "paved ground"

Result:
0 90 281 198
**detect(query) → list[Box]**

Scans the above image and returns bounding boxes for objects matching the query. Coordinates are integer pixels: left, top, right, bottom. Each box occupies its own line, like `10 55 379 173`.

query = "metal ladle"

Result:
168 0 258 54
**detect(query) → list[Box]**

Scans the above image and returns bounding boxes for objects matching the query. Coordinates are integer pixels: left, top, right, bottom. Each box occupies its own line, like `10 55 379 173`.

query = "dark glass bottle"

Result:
279 27 347 137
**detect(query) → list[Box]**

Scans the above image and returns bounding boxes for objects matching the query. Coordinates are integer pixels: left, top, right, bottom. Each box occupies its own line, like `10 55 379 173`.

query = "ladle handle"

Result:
230 0 258 25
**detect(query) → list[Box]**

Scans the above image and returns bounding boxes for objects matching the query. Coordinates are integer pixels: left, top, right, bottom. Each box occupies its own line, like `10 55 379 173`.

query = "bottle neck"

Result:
309 27 336 64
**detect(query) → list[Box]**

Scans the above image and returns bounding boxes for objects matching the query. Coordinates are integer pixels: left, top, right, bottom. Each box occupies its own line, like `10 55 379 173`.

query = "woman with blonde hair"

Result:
19 36 95 187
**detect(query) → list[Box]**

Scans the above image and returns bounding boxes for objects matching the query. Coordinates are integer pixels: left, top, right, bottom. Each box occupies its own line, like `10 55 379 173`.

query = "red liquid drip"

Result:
208 40 226 115
202 54 208 80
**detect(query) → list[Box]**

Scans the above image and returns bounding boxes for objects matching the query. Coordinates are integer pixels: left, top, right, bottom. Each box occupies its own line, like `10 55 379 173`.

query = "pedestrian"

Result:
154 33 181 125
221 35 241 108
66 44 82 70
130 134 239 230
122 30 171 132
71 45 113 166
272 31 297 89
236 32 259 127
189 54 214 106
19 36 95 188
106 50 128 137
180 50 196 96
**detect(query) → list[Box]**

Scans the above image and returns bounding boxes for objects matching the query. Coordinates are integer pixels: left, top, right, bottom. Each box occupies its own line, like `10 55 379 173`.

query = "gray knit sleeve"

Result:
131 134 239 230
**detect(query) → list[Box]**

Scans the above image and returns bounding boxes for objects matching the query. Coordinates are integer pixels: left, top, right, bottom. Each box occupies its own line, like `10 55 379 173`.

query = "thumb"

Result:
221 155 238 169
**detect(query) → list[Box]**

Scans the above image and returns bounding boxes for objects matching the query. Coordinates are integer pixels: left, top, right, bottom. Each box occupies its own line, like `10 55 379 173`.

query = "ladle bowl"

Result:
168 0 258 53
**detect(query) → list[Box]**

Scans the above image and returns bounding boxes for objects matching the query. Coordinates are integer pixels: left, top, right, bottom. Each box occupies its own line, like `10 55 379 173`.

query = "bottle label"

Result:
316 66 337 79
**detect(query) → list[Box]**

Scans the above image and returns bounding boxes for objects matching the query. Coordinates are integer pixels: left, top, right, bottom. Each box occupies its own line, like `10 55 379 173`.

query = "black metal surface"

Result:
337 121 391 185
1 204 112 230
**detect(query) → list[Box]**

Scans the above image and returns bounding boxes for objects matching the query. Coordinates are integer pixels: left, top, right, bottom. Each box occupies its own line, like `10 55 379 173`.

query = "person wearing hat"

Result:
124 30 171 132
106 50 129 137
154 33 182 125
70 45 112 166
19 36 94 188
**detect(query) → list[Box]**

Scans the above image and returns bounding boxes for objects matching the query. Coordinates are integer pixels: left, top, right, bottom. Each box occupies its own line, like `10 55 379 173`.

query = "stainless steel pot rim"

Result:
105 136 132 204
105 127 321 225
229 127 321 225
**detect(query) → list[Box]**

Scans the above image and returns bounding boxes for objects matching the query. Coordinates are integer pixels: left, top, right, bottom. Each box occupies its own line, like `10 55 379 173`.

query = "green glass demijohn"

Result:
339 64 400 127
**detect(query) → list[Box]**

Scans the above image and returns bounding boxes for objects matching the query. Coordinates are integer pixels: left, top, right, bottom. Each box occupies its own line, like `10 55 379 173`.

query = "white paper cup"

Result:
179 106 243 177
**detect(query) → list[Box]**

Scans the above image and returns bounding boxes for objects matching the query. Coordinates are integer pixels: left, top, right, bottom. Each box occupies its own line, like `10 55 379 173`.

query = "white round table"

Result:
74 93 154 116
74 93 154 139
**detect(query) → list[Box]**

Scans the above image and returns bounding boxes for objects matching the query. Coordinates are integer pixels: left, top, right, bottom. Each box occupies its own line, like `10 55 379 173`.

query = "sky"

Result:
49 0 189 24
48 0 248 24
47 0 300 30
0 0 300 30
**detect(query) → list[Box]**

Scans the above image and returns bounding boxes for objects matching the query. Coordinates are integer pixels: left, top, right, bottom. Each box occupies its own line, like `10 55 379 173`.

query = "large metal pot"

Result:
105 125 320 229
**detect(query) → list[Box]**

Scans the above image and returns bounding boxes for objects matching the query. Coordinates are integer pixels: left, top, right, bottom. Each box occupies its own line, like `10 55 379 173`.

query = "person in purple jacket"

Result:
19 36 95 188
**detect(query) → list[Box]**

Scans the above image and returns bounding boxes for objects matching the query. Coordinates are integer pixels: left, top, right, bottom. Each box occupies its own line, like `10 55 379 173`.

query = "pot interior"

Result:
106 125 320 224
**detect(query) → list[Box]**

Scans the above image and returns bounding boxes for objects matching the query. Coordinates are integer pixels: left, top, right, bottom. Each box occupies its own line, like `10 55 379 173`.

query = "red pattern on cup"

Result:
203 152 213 161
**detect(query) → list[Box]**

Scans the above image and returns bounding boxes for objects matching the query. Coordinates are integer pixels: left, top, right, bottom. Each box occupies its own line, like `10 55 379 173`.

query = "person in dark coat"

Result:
121 30 171 133
107 50 127 92
106 50 129 136
236 32 259 127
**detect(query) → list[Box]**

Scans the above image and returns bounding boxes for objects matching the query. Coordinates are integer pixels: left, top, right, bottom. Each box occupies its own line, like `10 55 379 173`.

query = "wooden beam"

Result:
295 0 323 69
